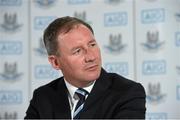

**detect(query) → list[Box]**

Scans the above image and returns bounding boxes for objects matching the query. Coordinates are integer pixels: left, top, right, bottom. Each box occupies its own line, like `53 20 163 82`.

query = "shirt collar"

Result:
64 78 95 99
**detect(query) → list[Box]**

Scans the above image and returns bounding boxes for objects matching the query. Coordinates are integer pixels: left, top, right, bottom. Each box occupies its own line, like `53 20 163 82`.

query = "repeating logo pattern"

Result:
34 65 59 79
146 82 166 104
141 8 165 24
141 30 165 52
0 0 22 6
104 62 128 76
34 38 47 57
0 13 23 33
104 0 124 4
104 33 127 54
0 41 22 55
175 32 180 47
175 12 180 22
104 12 128 27
0 62 23 81
0 112 18 119
177 85 180 100
68 0 90 4
34 16 56 30
142 60 166 75
176 66 180 75
73 11 92 25
146 112 168 119
34 0 56 8
0 90 22 104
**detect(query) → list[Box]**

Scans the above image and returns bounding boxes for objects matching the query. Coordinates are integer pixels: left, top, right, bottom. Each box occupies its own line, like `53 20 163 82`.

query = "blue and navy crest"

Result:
105 34 127 54
141 30 165 52
0 13 23 33
35 0 56 7
146 83 166 104
0 62 23 81
34 38 47 57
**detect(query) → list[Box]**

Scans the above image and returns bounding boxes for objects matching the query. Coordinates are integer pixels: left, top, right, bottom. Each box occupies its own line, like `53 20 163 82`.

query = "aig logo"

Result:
0 41 22 55
146 113 167 119
0 112 17 119
34 16 56 30
34 65 59 79
141 8 165 24
68 0 90 4
104 12 127 27
177 85 180 100
142 60 166 75
0 0 22 6
175 32 180 47
0 90 22 104
104 62 128 76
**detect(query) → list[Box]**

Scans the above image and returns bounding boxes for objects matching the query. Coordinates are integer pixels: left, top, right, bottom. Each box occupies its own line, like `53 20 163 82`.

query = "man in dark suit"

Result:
25 16 146 119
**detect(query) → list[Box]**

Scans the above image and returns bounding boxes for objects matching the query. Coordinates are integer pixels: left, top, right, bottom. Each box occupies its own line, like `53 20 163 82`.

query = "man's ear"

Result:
48 55 61 70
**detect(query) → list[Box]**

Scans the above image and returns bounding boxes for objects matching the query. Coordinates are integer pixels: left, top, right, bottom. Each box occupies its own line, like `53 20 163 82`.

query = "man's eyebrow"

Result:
89 39 96 43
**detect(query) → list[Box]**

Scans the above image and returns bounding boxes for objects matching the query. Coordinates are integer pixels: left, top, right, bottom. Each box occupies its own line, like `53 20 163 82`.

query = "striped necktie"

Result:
73 88 89 119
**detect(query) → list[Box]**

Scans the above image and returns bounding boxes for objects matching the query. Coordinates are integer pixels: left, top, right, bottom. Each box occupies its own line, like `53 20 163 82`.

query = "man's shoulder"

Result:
34 77 64 93
108 72 144 92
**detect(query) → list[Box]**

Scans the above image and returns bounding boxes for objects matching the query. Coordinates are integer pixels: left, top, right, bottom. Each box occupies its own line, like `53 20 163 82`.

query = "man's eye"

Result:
73 49 81 54
90 43 96 47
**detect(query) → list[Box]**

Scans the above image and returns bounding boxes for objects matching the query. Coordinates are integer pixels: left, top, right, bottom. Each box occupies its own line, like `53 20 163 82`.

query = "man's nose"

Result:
85 49 95 62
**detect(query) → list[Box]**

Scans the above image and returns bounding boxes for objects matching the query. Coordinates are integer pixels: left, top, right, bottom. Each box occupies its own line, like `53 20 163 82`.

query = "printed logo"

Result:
104 12 128 27
0 13 23 33
141 30 165 52
0 90 22 104
175 12 180 22
142 60 166 75
68 0 90 4
175 32 180 47
146 82 166 104
146 113 167 119
0 0 22 6
34 16 56 30
0 112 18 119
145 0 158 2
34 0 56 8
176 66 180 75
104 0 124 4
0 62 23 81
34 38 47 57
141 8 165 24
104 33 127 54
34 65 60 79
0 41 22 55
74 11 92 25
104 62 128 76
177 85 180 100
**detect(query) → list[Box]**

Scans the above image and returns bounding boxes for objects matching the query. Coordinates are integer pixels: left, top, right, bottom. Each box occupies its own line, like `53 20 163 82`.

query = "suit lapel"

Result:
53 77 71 119
81 68 111 118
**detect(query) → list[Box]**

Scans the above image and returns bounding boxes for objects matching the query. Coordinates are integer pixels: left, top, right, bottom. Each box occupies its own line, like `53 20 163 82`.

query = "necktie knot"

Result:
75 88 89 100
73 88 89 119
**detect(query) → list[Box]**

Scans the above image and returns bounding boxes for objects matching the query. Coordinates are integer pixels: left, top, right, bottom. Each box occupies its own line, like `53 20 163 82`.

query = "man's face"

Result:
50 24 102 87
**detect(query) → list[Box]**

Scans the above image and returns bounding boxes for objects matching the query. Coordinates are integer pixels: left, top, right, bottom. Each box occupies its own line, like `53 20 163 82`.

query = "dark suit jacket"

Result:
25 69 146 119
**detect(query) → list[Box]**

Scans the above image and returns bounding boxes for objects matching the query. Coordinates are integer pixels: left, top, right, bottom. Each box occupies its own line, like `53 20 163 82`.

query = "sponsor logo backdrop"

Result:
0 0 179 119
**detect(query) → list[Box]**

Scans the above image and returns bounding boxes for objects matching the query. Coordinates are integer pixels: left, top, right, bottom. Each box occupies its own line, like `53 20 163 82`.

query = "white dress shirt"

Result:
64 78 95 119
